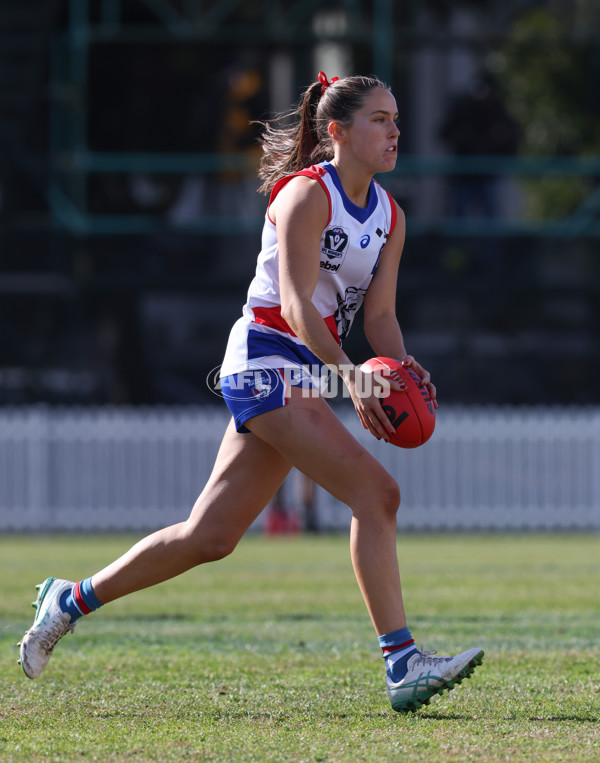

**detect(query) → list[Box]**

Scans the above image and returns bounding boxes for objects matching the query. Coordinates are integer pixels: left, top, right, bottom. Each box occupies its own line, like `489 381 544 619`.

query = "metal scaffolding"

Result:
38 0 600 238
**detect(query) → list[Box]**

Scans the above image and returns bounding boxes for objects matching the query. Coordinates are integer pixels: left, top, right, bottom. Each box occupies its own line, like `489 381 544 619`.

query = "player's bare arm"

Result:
363 202 438 408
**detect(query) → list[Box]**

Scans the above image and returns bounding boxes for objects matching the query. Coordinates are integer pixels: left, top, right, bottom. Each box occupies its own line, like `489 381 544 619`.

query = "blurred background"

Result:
1 0 599 532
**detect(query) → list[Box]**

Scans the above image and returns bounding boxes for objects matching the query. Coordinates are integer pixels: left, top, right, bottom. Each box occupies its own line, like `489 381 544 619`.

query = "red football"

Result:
361 356 436 448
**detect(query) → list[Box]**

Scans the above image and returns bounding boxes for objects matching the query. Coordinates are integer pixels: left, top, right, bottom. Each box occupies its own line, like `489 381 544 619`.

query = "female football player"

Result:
20 72 483 712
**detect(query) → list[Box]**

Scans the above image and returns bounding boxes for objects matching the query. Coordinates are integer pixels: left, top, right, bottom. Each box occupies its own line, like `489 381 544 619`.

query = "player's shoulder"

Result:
391 199 406 231
269 169 331 225
282 172 326 196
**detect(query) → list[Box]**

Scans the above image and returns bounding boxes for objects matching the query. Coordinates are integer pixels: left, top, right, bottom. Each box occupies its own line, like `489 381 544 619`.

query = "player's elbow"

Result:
280 298 304 335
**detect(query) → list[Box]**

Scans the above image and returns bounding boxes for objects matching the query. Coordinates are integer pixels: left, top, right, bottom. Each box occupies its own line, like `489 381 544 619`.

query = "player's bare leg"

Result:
19 420 292 677
247 388 484 713
91 419 292 602
246 387 406 635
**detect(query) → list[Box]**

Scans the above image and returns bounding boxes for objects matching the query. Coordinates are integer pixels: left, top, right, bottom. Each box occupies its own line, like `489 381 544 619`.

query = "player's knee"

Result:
182 525 238 565
353 472 400 521
376 475 401 519
200 536 237 563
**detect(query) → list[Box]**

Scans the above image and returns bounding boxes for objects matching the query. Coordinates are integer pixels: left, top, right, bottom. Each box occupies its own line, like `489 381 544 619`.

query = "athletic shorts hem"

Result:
221 368 315 434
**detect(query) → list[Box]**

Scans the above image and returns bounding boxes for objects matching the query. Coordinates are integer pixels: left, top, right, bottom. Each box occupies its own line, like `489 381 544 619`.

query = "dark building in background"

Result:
1 1 599 406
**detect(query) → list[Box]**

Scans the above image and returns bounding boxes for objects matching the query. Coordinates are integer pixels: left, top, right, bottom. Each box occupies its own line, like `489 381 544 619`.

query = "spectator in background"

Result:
439 73 520 219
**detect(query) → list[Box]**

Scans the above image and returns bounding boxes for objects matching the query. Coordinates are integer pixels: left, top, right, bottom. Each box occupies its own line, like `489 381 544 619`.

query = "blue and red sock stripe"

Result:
73 580 93 615
381 638 415 655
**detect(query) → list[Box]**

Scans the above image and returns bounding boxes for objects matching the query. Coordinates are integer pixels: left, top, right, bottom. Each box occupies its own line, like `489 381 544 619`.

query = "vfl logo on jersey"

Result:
321 226 349 272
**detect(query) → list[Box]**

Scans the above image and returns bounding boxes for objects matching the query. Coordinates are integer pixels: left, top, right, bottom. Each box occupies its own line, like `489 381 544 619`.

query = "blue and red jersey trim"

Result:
251 305 340 345
267 165 332 225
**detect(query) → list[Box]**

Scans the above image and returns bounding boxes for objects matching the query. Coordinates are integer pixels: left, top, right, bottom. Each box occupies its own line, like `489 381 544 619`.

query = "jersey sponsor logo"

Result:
360 234 370 249
320 259 340 272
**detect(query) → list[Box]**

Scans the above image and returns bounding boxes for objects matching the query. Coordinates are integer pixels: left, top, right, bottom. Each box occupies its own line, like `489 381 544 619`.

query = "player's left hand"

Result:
402 355 438 409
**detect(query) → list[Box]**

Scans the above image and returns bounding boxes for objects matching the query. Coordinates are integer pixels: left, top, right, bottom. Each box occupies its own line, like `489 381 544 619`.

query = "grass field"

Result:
1 533 599 762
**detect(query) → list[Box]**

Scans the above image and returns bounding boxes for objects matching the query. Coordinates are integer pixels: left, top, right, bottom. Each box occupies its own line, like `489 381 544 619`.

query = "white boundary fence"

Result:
0 405 599 532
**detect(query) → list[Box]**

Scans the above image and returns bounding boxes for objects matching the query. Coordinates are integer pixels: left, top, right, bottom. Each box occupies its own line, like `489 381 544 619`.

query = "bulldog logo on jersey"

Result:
321 226 349 272
334 286 367 340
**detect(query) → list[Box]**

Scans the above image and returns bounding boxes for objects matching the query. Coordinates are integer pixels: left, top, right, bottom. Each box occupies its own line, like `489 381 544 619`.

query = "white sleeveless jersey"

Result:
220 161 398 378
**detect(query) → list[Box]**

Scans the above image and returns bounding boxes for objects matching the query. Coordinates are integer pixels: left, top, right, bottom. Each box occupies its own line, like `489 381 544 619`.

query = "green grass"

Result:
1 533 599 762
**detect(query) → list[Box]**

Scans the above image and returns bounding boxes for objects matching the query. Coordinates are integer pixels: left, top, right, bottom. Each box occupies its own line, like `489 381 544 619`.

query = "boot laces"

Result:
38 616 75 654
413 645 443 667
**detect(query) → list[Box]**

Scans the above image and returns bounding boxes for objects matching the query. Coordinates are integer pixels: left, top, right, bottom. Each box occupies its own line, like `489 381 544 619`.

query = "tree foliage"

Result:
498 8 600 217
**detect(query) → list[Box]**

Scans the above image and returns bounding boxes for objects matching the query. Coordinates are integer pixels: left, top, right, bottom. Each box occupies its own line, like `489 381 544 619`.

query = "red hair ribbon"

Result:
318 71 339 95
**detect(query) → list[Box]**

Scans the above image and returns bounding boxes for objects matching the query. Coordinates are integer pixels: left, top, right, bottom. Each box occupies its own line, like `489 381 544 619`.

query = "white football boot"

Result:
18 577 77 679
387 646 484 713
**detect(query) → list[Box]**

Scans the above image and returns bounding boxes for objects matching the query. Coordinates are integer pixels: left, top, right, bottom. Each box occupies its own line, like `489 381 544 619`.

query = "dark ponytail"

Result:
257 74 389 194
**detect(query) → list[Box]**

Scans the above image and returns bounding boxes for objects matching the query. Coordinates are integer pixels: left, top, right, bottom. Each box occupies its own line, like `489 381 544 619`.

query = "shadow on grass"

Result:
417 713 475 721
529 715 599 723
109 613 190 622
414 712 600 723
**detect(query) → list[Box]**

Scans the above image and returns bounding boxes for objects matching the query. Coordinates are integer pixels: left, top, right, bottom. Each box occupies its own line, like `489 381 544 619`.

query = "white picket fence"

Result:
0 405 599 532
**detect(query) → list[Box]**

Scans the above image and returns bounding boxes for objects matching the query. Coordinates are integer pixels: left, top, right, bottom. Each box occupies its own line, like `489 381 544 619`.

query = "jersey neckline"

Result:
321 162 378 223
